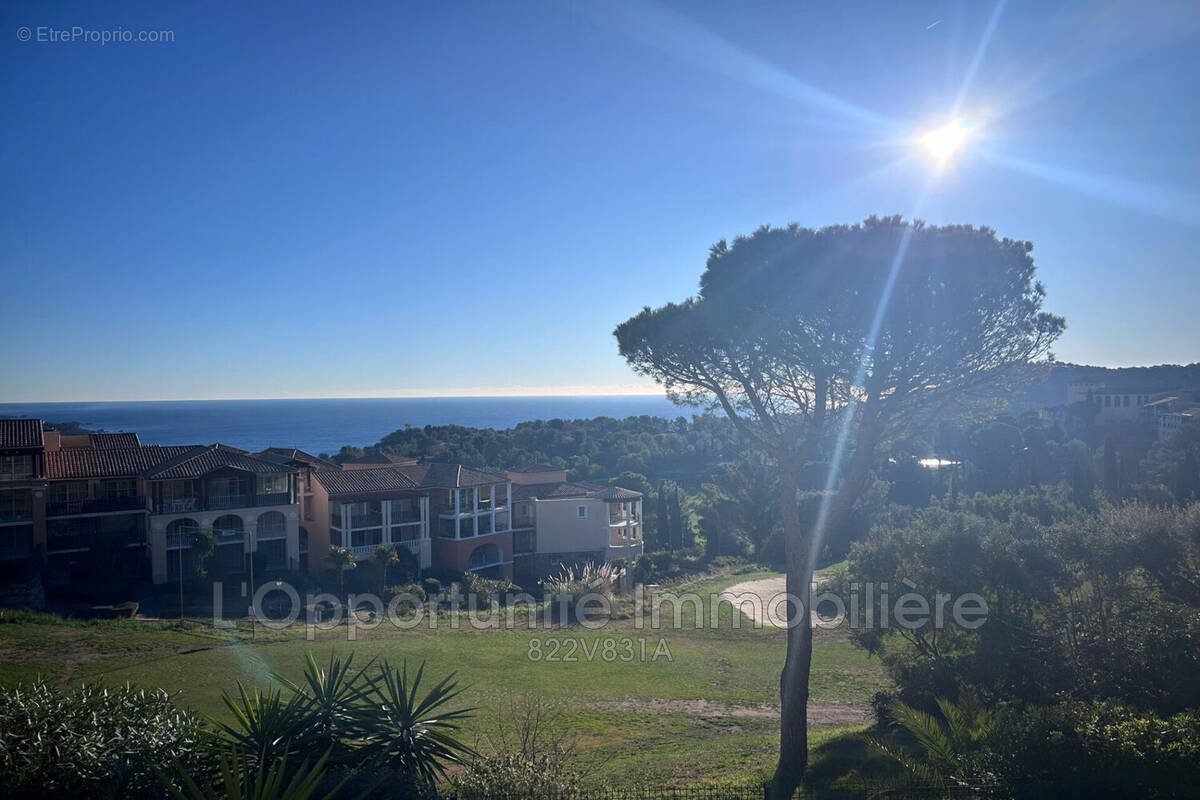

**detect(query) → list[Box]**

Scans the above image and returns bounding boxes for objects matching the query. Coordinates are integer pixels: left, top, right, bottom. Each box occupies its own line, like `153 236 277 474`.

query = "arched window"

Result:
257 510 286 539
166 518 200 545
212 514 244 536
468 542 501 570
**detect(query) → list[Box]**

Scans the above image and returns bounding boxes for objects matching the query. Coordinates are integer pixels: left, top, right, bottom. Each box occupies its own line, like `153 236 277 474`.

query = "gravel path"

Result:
720 571 835 628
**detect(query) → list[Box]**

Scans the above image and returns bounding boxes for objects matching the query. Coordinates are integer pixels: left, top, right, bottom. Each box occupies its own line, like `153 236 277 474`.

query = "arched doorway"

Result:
211 514 245 575
256 511 287 570
165 518 200 580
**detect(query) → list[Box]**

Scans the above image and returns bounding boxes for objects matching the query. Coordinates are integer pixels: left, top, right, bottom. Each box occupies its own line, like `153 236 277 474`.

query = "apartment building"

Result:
0 420 305 589
1 420 645 596
308 462 515 578
0 420 44 581
507 464 643 586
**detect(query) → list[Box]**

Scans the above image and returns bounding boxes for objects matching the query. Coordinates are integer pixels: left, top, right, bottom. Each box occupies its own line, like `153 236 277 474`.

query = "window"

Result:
392 524 420 542
1123 396 1130 408
208 476 246 501
0 489 33 522
0 525 32 557
577 504 588 520
256 474 288 495
351 529 383 548
162 480 194 501
468 542 501 570
97 478 137 499
1104 395 1111 407
50 481 88 504
0 455 34 480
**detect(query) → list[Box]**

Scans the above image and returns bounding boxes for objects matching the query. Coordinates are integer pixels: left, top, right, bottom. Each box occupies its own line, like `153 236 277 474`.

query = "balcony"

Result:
159 497 201 514
156 494 293 514
0 508 34 524
207 494 249 510
252 492 292 507
350 512 383 528
608 513 640 526
611 531 642 548
47 496 146 517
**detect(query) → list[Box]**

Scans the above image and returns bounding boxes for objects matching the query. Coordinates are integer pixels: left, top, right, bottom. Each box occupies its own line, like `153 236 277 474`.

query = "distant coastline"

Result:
0 395 684 455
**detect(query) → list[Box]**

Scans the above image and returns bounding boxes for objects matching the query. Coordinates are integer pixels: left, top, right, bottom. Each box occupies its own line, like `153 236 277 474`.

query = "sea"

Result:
0 396 685 456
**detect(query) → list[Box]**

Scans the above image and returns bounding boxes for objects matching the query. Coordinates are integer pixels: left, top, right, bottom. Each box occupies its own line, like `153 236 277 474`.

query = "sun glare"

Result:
920 117 972 165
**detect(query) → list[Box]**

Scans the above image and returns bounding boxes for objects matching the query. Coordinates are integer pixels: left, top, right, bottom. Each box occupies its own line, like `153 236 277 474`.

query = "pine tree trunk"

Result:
771 466 811 799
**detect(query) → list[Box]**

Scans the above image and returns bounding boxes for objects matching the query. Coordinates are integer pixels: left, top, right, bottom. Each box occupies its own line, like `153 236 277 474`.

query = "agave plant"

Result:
355 659 476 783
160 747 348 800
206 684 320 764
271 651 373 758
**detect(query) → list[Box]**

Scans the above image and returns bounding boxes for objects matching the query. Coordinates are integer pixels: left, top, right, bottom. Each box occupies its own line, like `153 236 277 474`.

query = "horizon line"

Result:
0 391 673 405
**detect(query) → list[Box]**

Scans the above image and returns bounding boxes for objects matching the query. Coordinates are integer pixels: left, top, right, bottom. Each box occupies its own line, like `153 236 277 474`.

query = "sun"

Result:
920 117 972 165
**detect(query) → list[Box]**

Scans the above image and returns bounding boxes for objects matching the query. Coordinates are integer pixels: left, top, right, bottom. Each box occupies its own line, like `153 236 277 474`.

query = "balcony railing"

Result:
156 494 293 514
47 496 146 517
608 514 640 526
0 509 34 524
159 497 200 514
350 512 383 528
207 494 249 510
611 531 642 548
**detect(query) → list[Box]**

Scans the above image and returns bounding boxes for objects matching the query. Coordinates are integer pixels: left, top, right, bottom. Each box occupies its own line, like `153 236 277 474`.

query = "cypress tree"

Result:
1103 437 1119 497
669 488 684 549
656 481 670 550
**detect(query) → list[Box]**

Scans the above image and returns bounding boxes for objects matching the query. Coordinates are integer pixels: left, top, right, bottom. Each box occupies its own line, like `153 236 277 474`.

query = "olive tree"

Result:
614 216 1063 796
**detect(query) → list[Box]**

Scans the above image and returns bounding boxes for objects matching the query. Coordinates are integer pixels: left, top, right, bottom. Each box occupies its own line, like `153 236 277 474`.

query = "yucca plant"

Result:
871 694 998 795
271 651 373 758
206 684 320 764
355 659 476 784
160 747 349 800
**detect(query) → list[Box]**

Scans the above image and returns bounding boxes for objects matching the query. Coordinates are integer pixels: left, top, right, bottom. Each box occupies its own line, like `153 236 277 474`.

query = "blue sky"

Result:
2 0 1197 401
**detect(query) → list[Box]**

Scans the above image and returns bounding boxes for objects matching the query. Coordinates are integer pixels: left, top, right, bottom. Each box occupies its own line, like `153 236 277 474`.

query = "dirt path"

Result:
720 571 835 628
599 697 869 726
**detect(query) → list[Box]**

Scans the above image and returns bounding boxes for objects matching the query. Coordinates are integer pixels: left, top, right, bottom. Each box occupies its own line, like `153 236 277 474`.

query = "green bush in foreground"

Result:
0 680 206 799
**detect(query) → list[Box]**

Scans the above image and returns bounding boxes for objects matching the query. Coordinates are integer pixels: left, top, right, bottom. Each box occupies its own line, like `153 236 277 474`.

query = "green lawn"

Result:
0 570 889 788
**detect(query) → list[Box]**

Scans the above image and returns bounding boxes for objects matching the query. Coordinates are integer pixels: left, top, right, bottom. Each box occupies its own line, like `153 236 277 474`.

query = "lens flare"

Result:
920 118 972 165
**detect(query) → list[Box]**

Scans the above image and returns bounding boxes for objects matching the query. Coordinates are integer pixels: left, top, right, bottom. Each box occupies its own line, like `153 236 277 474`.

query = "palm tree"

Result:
371 545 398 594
327 546 356 596
191 528 217 578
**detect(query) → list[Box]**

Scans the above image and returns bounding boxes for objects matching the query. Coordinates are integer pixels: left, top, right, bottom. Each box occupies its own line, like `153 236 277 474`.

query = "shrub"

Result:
452 695 585 800
386 584 426 612
988 700 1200 799
460 572 522 608
421 577 442 598
451 752 581 800
542 562 615 624
0 679 205 799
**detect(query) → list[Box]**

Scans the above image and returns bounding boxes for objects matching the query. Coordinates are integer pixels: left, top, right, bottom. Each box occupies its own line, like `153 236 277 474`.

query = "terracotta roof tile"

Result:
45 446 196 479
89 432 141 449
394 463 506 489
143 445 298 480
313 468 419 499
512 481 642 501
0 419 44 449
